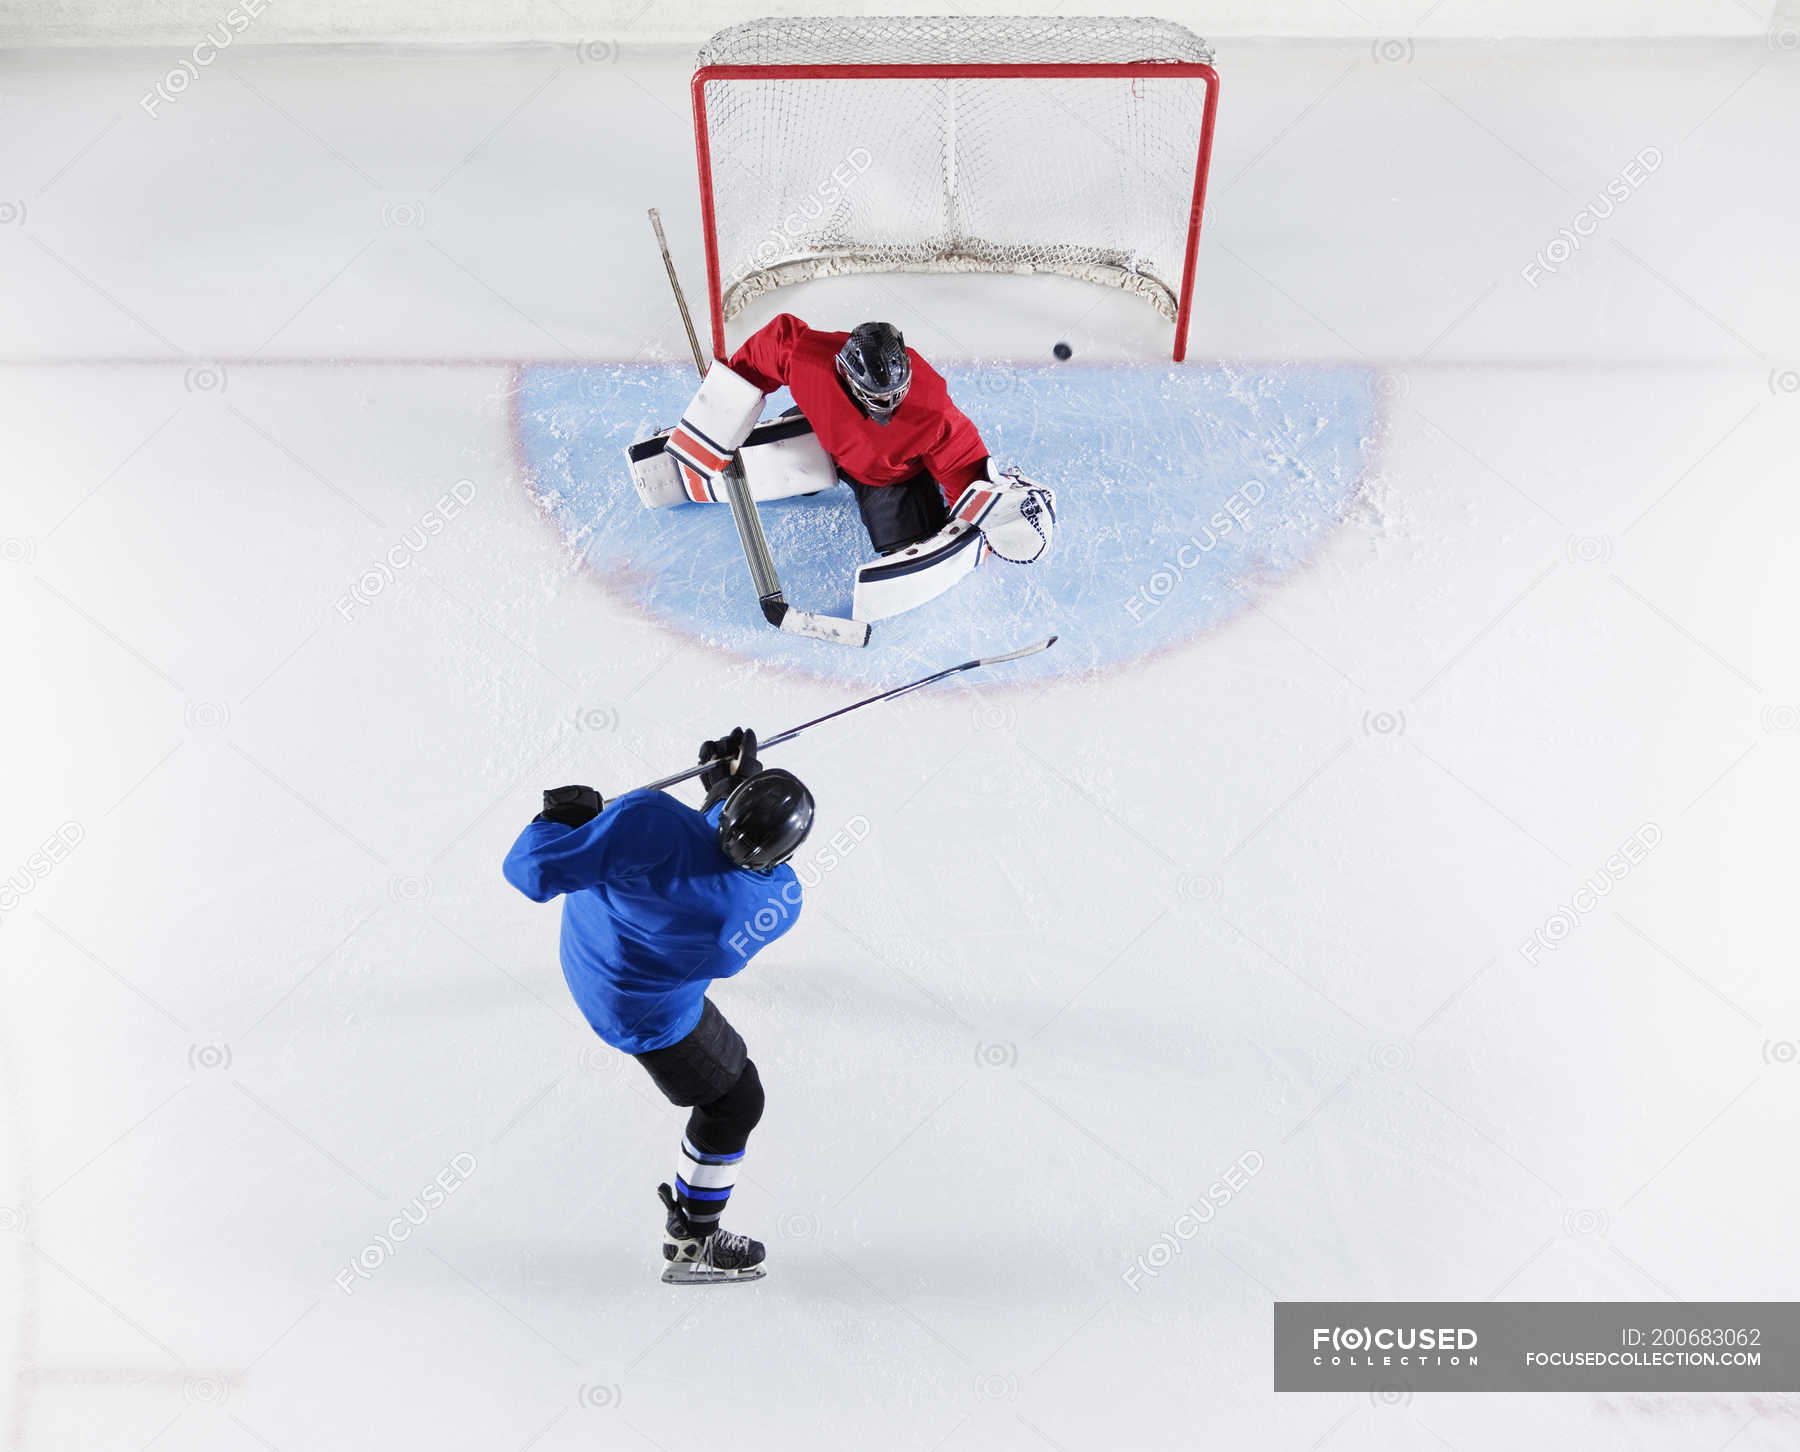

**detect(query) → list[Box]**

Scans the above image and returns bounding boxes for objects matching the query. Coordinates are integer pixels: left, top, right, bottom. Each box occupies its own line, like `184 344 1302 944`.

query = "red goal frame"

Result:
691 59 1221 363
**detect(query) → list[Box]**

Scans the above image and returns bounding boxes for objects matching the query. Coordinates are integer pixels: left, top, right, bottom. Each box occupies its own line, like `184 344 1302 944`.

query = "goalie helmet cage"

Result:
691 16 1220 363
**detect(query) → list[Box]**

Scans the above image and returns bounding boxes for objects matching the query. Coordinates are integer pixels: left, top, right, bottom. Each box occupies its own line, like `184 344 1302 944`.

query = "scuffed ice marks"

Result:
514 361 1377 683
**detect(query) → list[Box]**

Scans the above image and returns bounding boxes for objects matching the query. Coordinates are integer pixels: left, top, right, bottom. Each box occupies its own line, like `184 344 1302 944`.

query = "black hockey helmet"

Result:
835 322 911 425
717 768 815 871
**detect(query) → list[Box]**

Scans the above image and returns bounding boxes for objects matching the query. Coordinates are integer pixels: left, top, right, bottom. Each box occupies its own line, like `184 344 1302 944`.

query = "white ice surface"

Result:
3 37 1799 1452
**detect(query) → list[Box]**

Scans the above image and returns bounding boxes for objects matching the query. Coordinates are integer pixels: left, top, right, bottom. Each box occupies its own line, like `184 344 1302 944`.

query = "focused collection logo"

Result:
1310 1323 1479 1367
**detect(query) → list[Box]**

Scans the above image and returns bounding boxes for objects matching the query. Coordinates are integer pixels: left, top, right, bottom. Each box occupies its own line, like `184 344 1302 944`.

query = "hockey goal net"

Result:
691 16 1220 362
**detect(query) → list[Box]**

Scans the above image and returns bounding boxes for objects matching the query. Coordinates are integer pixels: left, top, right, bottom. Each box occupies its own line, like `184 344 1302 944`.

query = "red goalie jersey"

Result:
728 313 990 506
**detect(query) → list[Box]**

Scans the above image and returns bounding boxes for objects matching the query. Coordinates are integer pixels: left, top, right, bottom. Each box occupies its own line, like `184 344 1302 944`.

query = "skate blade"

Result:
660 1262 766 1286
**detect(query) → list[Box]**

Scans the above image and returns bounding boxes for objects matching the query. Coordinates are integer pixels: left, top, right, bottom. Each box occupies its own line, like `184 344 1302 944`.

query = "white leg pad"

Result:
852 518 988 621
626 434 690 509
627 414 837 510
738 415 838 502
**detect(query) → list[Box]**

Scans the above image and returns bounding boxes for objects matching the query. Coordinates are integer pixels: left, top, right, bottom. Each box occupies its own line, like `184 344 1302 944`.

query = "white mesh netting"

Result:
695 17 1216 332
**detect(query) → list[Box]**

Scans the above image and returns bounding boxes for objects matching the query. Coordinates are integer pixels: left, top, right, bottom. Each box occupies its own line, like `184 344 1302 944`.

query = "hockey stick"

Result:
631 635 1057 794
650 206 707 375
648 209 869 648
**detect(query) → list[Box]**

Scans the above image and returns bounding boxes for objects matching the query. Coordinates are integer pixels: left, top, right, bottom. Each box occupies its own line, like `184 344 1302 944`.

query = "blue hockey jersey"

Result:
502 789 801 1052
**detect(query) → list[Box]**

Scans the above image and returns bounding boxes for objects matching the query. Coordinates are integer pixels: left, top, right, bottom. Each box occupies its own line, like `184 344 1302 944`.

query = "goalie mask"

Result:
836 322 911 425
717 769 815 872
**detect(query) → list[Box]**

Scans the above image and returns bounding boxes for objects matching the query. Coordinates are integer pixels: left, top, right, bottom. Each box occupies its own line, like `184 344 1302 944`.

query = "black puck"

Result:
1053 342 1073 360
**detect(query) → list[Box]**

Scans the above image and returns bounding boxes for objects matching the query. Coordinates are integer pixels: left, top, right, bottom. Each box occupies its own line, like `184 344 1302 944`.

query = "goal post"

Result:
690 17 1221 363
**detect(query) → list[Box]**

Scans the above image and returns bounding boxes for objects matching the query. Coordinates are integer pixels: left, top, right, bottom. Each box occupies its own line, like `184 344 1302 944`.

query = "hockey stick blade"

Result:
768 597 870 648
628 634 1056 794
974 635 1057 667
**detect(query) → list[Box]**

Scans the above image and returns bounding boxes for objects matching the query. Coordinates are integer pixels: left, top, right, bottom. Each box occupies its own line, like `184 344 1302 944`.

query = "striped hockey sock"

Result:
675 1134 744 1228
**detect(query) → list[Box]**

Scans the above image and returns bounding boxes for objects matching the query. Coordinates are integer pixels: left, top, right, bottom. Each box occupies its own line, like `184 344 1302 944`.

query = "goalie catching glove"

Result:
952 464 1057 564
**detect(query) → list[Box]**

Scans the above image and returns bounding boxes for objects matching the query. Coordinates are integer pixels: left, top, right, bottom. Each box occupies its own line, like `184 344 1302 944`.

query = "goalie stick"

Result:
630 635 1057 794
648 209 869 648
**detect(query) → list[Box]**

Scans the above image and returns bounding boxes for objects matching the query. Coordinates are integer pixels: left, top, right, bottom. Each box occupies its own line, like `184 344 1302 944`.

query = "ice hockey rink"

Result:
4 7 1800 1450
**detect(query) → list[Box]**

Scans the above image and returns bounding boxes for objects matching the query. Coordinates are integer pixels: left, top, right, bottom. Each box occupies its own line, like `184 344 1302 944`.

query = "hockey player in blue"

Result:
503 727 813 1284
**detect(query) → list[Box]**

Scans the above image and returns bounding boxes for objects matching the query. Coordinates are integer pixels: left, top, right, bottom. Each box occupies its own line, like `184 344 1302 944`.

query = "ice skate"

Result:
658 1183 766 1285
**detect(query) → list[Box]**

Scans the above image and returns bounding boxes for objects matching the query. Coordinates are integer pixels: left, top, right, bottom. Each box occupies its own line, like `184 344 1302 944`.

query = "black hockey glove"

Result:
536 784 603 828
698 727 760 807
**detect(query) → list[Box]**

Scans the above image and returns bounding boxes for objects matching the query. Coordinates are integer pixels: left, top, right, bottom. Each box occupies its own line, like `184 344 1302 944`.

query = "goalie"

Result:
628 314 1056 621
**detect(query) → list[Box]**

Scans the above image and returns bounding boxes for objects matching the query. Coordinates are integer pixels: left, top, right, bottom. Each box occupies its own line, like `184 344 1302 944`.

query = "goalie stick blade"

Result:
774 602 871 648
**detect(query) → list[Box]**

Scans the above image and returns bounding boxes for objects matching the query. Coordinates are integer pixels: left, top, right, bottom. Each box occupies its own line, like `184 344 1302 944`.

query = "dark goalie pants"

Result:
843 470 949 555
633 1000 764 1228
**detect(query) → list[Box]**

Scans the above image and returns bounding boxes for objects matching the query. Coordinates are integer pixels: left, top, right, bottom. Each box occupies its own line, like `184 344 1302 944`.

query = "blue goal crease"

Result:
513 362 1377 685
